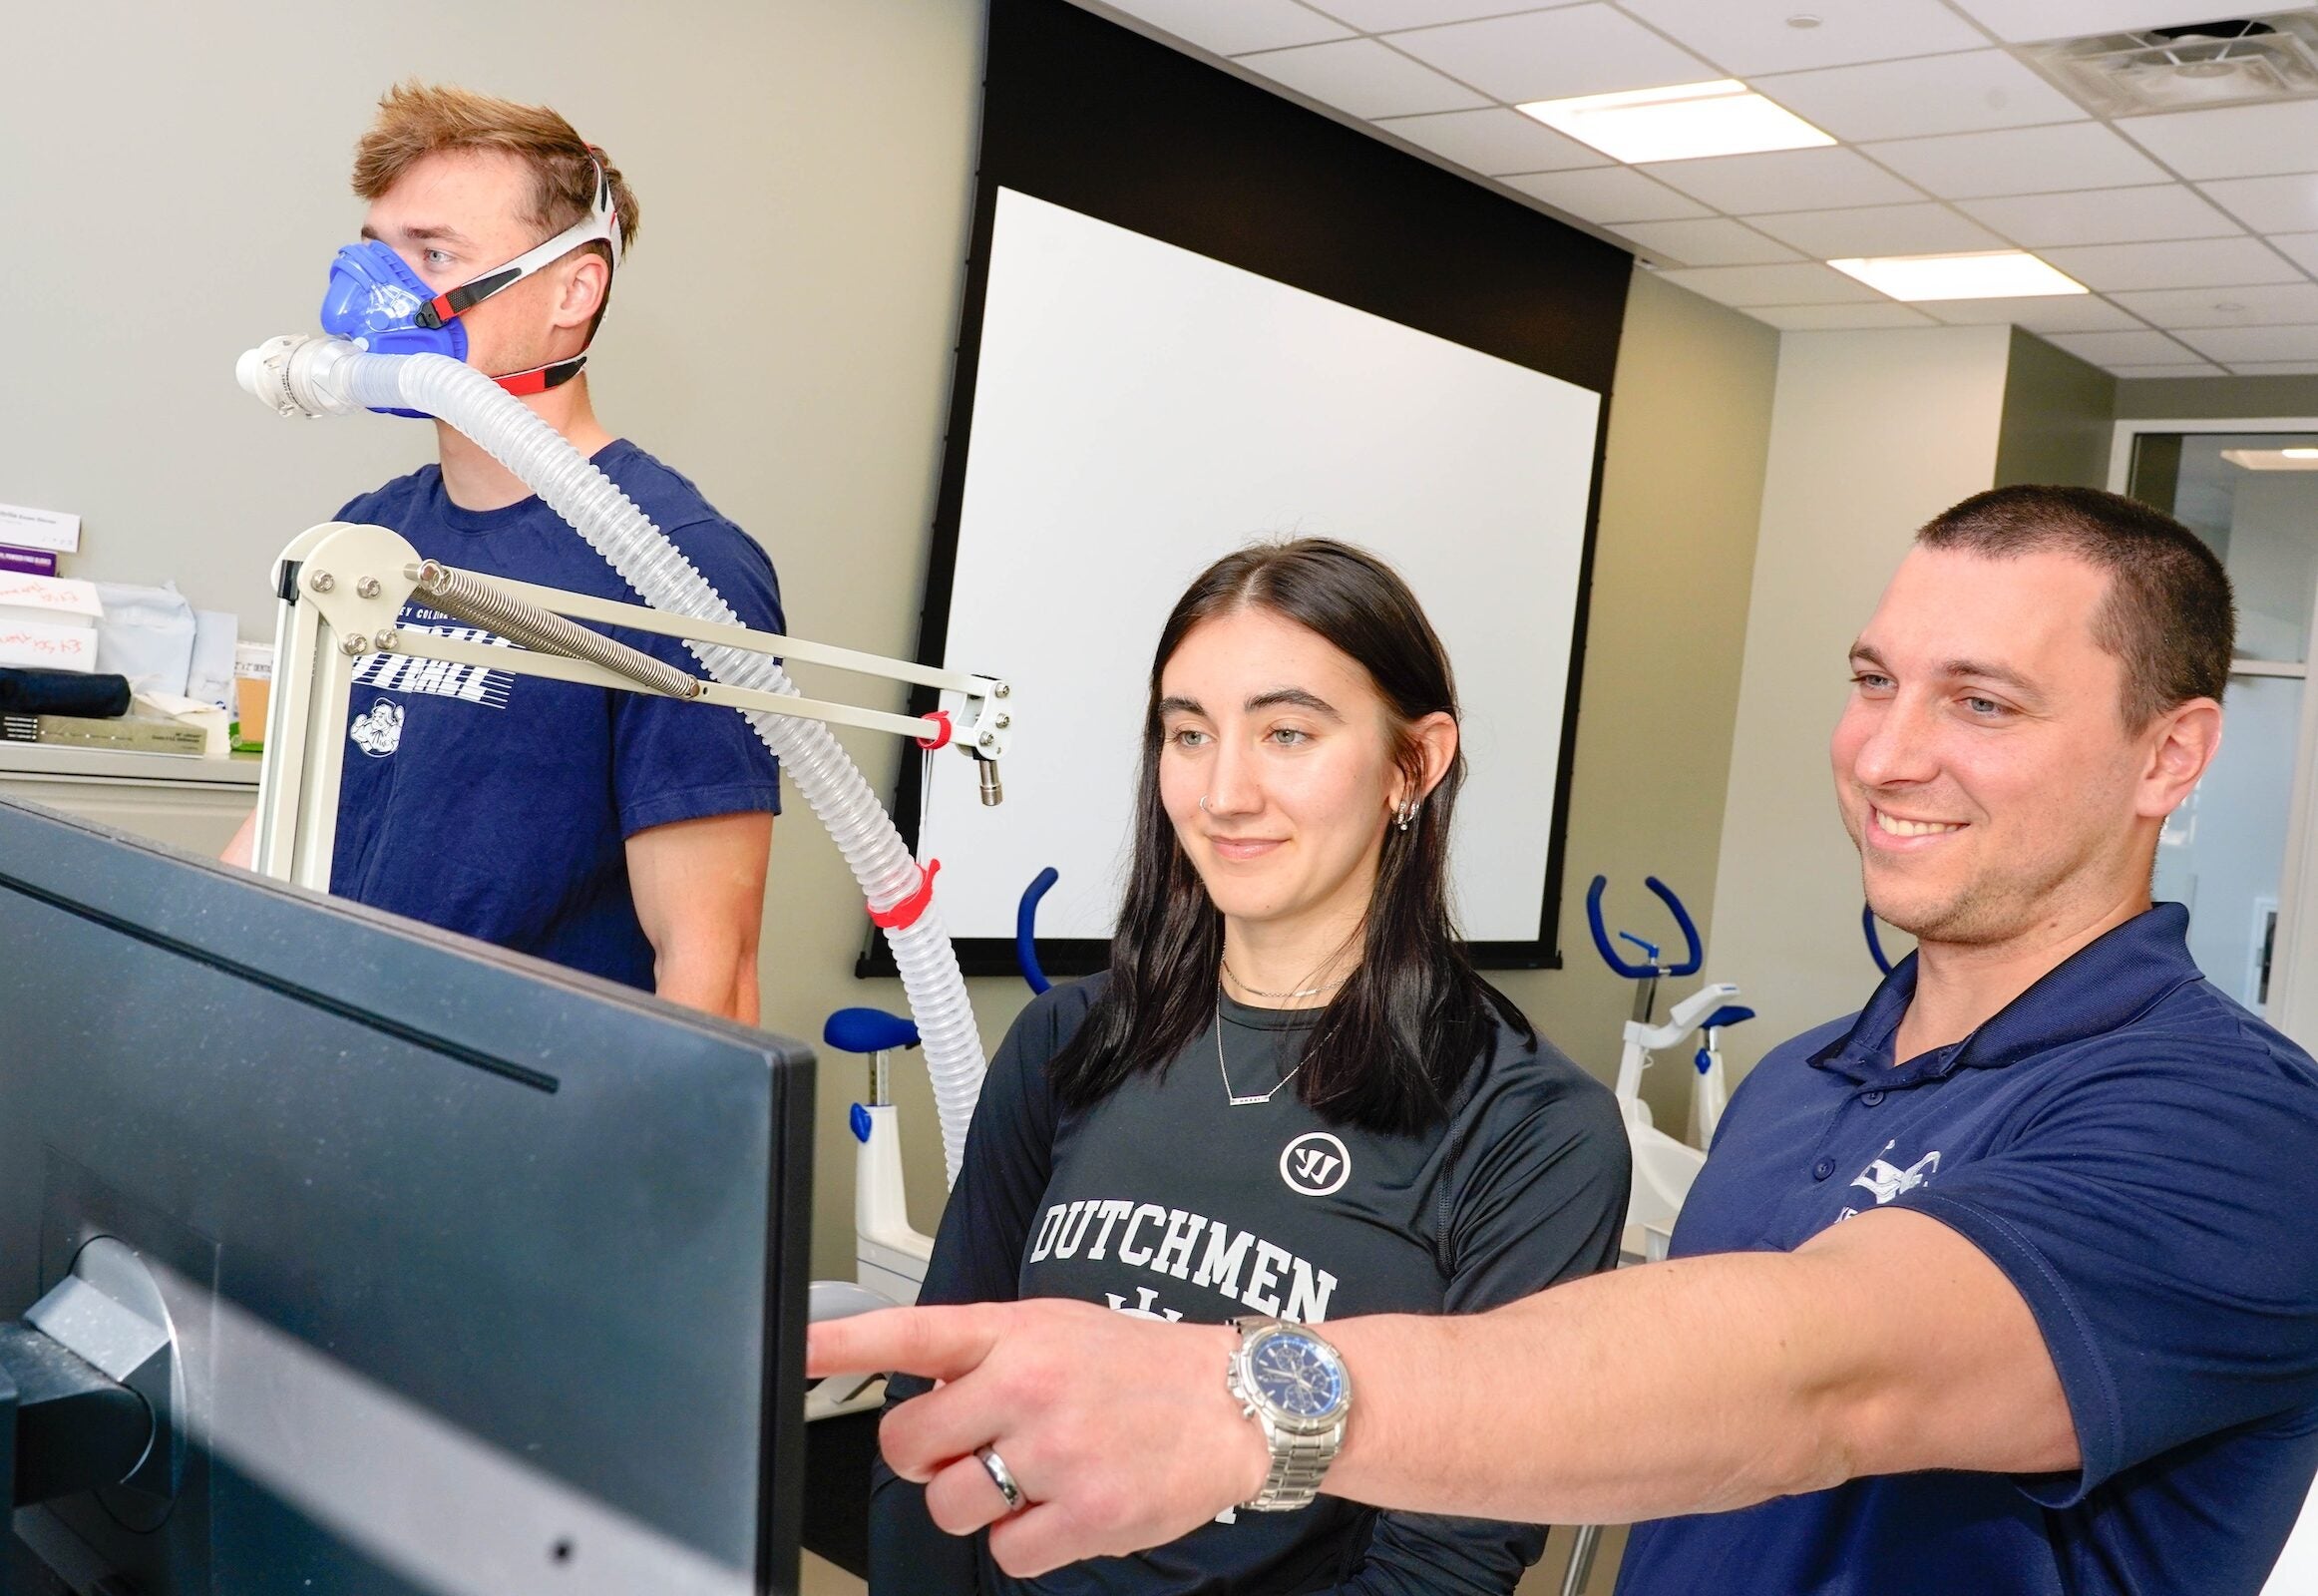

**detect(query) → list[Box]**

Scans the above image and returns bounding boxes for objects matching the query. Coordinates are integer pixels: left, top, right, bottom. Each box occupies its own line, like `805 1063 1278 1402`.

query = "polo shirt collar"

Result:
1810 903 2200 1085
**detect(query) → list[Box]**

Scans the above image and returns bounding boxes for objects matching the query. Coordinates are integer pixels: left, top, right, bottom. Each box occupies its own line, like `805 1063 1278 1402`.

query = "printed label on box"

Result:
0 504 82 556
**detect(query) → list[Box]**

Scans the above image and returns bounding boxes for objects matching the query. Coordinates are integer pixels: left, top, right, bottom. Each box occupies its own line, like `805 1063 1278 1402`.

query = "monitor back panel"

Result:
0 798 813 1595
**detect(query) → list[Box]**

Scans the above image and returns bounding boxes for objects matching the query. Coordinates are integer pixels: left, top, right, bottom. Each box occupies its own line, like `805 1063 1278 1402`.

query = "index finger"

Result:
806 1304 1004 1383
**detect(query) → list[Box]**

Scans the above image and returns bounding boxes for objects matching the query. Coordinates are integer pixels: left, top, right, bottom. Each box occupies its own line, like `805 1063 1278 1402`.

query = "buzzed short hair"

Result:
1917 485 2235 728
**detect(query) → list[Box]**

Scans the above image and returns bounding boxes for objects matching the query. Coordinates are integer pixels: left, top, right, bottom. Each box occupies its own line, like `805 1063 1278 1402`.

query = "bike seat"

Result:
823 1006 922 1055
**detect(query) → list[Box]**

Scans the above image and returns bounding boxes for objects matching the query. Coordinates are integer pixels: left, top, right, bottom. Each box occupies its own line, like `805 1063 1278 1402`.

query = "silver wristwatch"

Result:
1224 1316 1353 1512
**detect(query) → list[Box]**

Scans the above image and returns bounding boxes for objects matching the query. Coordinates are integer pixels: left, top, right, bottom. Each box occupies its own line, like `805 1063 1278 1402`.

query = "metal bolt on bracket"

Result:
308 571 335 594
356 577 382 599
375 628 401 651
340 633 370 656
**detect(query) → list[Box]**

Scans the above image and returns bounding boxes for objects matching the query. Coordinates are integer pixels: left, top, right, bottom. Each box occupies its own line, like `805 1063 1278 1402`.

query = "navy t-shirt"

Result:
1617 904 2318 1596
326 441 783 990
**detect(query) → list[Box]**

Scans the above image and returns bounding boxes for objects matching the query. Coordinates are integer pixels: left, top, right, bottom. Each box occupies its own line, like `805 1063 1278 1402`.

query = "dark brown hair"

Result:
1046 538 1528 1136
1916 485 2234 727
352 82 637 339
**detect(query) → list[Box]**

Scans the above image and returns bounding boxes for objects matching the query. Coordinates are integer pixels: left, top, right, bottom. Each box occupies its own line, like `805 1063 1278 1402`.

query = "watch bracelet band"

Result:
1245 1419 1341 1511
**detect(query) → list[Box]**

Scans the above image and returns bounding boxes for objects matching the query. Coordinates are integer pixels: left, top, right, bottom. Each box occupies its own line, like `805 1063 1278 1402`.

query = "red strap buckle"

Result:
868 859 941 932
915 709 954 751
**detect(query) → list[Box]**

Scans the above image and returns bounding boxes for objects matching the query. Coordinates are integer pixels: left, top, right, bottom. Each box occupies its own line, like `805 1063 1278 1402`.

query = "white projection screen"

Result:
914 188 1603 949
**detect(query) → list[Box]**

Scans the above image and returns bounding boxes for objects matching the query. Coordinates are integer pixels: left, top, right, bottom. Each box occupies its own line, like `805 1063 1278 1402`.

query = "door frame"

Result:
2109 416 2318 1045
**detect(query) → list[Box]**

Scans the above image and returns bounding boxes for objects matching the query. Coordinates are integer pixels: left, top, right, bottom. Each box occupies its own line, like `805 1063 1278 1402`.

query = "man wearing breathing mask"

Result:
227 83 782 1022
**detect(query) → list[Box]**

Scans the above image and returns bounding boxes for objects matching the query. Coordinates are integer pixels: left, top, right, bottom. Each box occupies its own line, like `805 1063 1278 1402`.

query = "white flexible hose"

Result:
260 341 982 1182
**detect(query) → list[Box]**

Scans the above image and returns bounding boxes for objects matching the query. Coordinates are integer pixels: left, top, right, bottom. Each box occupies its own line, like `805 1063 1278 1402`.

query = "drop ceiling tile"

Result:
1655 261 1888 306
2225 361 2318 375
1616 0 1989 75
1304 0 1587 28
2044 329 2200 364
2198 176 2318 236
1107 0 1353 55
2107 362 2228 377
1502 166 1714 222
1910 295 2145 331
1860 124 2170 200
2118 101 2318 181
2269 233 2318 276
1643 147 1925 212
1749 51 2087 143
1942 1 2309 45
1955 186 2240 247
1743 202 2008 259
1376 108 1608 175
1384 4 1717 104
1611 217 1802 265
2175 325 2318 362
2107 283 2318 328
1235 36 1492 117
2035 237 2304 290
1744 303 1940 329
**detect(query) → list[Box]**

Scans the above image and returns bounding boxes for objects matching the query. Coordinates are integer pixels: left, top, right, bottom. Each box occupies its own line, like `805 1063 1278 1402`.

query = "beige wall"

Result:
1490 270 1778 1127
1996 330 2118 492
1707 326 2014 1076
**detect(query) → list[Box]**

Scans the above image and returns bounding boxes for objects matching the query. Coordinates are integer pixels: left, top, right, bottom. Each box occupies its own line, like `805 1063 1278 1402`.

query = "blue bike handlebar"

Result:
1862 905 1898 977
1587 874 1704 980
1016 867 1058 995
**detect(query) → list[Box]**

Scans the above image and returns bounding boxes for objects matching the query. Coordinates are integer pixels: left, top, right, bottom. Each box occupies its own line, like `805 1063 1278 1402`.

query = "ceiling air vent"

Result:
2025 13 2318 115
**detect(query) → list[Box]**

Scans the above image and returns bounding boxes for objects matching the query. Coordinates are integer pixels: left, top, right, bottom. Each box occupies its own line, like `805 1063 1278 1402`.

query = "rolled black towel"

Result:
0 668 132 718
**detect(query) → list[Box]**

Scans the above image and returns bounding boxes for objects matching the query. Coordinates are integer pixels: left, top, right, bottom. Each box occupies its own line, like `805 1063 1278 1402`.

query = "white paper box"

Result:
0 618 98 671
0 573 101 629
0 503 81 556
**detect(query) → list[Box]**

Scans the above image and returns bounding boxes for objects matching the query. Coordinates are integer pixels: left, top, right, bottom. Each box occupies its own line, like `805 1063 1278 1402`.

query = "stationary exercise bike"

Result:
815 866 1061 1347
1586 875 1752 1259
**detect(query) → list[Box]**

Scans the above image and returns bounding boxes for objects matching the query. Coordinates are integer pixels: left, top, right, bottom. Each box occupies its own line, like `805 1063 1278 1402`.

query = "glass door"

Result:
2122 430 2318 1022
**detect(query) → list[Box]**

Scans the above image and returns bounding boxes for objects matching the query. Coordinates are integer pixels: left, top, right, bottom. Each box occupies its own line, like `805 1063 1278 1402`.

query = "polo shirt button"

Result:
1862 1089 1885 1106
1812 1158 1835 1181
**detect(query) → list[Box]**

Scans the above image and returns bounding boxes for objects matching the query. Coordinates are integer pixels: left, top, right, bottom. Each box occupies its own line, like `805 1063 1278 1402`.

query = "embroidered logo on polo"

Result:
1281 1131 1352 1197
1850 1141 1941 1205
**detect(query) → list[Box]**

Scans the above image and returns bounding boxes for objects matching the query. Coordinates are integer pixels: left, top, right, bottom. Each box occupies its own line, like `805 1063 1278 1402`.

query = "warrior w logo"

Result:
1281 1132 1352 1197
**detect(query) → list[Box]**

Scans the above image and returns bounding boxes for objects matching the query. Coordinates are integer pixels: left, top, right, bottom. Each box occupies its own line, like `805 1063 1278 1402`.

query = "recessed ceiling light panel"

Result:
1827 251 2089 301
1516 79 1835 165
2223 446 2318 470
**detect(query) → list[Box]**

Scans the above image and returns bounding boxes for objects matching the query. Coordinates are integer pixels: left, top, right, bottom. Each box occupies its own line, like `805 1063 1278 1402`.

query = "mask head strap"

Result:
413 152 622 330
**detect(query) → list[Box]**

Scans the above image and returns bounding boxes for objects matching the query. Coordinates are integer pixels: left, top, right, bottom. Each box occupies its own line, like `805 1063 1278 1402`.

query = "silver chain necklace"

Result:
1216 997 1306 1106
1219 958 1346 1001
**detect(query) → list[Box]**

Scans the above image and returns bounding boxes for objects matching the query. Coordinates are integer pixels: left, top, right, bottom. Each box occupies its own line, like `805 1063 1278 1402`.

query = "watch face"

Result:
1249 1330 1345 1419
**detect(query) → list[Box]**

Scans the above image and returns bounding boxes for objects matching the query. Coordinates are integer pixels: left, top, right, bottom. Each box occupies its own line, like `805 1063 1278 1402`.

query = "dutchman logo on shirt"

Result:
1850 1142 1941 1205
349 698 405 757
1281 1132 1352 1197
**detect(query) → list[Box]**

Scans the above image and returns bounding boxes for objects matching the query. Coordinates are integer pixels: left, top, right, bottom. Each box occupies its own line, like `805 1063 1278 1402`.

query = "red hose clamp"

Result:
915 709 954 751
868 859 942 932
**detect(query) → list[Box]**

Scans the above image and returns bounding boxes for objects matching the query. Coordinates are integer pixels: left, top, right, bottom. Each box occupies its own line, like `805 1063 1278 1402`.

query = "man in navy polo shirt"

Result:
816 485 2318 1595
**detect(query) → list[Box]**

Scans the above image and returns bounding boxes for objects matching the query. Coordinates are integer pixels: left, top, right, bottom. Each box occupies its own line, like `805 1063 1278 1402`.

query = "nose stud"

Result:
1199 795 1212 814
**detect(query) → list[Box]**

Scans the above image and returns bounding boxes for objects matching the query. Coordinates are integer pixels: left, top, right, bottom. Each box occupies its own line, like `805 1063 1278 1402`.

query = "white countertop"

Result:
0 742 261 787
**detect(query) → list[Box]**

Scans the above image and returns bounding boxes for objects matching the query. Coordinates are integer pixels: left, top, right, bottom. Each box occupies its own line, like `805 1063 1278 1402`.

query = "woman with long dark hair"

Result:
872 539 1629 1592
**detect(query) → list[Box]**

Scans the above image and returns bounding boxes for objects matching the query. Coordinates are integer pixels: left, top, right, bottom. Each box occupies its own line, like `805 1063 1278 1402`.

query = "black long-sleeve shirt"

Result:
871 976 1631 1594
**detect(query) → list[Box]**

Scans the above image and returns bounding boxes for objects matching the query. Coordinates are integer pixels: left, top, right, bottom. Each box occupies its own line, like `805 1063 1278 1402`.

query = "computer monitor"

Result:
0 797 814 1595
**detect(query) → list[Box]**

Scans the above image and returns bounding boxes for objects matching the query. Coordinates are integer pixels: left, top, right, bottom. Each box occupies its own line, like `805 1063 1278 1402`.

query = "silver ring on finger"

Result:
975 1444 1027 1514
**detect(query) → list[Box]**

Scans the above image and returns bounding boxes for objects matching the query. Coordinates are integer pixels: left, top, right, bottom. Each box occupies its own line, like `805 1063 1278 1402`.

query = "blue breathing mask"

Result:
317 157 624 418
319 240 467 417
